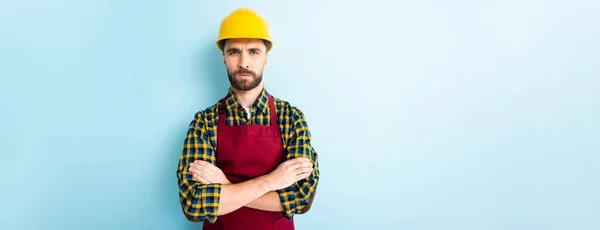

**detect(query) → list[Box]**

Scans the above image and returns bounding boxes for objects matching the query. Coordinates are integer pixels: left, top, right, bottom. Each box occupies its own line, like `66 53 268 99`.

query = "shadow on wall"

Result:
162 40 230 229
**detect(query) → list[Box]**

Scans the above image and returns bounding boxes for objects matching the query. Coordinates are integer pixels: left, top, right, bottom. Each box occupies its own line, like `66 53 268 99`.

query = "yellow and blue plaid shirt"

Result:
177 87 320 223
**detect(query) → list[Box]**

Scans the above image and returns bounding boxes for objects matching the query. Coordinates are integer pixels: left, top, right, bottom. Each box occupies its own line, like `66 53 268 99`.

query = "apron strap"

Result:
217 93 279 128
218 97 227 126
267 94 279 128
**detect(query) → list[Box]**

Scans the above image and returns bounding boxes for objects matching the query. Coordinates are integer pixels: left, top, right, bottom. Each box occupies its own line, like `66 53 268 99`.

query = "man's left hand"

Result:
189 160 231 185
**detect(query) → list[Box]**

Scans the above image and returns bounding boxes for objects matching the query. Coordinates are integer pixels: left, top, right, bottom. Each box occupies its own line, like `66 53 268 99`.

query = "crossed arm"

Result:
177 110 320 223
187 157 311 216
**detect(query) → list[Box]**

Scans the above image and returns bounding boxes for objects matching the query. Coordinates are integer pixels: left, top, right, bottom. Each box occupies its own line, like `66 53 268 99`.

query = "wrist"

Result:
258 174 274 192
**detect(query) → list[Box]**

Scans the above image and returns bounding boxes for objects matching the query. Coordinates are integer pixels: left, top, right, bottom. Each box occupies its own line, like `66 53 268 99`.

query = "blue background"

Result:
1 1 599 229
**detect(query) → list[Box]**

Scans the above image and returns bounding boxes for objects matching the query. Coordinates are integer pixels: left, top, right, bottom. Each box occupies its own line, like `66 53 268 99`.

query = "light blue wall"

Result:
1 1 599 229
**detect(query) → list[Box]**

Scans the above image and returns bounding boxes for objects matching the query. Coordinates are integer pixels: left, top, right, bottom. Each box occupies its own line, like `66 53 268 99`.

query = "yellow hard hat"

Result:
216 8 273 52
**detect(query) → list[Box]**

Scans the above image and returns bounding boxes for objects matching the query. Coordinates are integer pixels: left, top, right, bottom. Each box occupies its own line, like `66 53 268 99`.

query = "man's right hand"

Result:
266 157 314 191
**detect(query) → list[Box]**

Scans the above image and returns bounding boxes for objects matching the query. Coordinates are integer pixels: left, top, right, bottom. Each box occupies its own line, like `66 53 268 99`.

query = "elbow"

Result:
178 184 207 222
183 210 204 223
177 182 221 223
180 199 206 222
296 183 319 214
297 193 316 214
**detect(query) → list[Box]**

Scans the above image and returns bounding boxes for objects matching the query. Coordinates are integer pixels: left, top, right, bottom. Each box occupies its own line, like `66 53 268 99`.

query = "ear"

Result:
264 53 269 66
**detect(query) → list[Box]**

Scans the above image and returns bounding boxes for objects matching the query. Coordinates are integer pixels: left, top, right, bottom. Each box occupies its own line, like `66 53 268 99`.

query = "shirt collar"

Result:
223 87 270 115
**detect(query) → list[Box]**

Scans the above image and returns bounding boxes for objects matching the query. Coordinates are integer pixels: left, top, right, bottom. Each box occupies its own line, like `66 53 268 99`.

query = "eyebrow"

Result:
248 48 263 53
225 47 241 53
225 47 264 53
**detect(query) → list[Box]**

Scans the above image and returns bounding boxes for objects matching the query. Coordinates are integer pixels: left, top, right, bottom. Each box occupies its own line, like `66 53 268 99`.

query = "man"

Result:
176 8 320 230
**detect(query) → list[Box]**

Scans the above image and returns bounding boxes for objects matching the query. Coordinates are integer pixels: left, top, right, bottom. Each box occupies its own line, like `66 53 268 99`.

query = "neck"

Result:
231 84 264 108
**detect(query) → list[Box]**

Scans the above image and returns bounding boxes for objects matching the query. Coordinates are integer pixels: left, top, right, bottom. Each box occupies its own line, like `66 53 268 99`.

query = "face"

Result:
223 38 268 91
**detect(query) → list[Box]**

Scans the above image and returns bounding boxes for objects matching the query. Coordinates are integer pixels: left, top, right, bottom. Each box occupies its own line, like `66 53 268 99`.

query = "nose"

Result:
238 52 250 69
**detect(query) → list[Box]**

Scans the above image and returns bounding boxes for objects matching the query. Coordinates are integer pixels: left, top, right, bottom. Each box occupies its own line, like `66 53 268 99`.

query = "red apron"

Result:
203 94 295 230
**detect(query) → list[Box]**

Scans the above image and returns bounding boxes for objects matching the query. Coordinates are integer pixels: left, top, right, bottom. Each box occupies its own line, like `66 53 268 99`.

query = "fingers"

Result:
189 162 216 183
190 163 215 177
192 160 218 169
294 171 312 181
193 160 212 165
289 162 313 173
286 157 310 164
190 168 211 183
193 174 211 184
281 157 309 167
293 165 313 175
283 158 312 169
190 161 218 173
191 170 214 184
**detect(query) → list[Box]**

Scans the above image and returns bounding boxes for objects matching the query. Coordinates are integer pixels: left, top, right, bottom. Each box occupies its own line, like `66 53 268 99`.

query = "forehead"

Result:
224 38 265 49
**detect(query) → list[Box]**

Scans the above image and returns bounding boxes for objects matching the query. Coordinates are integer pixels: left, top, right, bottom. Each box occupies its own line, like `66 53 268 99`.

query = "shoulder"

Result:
270 95 307 122
189 102 220 127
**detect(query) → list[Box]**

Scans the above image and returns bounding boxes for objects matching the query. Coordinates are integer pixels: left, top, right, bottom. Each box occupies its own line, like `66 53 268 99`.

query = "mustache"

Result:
233 68 256 76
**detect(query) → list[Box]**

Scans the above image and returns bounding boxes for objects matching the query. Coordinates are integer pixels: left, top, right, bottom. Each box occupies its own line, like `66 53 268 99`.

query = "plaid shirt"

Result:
177 87 320 223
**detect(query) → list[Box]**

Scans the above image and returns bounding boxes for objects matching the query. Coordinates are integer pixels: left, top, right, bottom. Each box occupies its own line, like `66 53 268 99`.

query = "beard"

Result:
227 68 263 91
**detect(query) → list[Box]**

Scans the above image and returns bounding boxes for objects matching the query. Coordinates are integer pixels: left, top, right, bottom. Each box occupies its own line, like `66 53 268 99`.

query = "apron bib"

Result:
203 94 295 230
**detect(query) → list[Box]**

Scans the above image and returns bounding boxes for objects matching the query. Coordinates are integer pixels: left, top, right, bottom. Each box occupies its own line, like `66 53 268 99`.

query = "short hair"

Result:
220 39 271 52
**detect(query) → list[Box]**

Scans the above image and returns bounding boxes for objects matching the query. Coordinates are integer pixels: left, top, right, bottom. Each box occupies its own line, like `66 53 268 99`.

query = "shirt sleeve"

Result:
277 107 320 218
177 111 222 223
